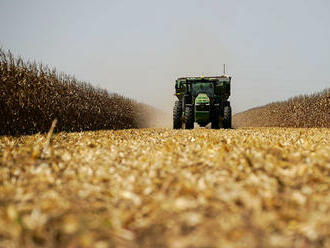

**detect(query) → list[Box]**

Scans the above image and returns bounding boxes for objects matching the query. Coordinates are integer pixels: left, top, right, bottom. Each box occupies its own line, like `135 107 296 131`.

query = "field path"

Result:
0 128 329 247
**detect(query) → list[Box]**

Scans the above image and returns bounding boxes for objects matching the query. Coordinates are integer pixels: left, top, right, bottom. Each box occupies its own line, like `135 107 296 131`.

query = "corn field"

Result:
233 89 330 128
1 48 330 247
0 48 145 136
1 128 329 247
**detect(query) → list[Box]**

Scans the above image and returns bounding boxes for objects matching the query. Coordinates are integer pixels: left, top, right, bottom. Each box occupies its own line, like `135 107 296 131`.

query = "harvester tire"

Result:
185 105 194 129
211 111 220 129
224 105 232 129
173 101 183 129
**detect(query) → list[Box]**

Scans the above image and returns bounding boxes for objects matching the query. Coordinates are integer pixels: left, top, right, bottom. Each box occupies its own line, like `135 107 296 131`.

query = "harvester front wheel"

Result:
211 111 220 129
224 105 232 129
185 105 194 129
173 101 183 129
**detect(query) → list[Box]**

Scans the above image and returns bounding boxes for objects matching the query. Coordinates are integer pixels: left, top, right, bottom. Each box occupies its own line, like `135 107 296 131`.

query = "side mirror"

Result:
175 81 181 89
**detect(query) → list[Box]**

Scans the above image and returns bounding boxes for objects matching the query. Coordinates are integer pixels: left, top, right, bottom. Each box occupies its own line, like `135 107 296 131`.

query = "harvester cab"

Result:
173 70 232 129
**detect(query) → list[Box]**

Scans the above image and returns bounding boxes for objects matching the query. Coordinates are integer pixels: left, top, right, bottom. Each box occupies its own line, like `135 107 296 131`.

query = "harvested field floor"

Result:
0 128 329 248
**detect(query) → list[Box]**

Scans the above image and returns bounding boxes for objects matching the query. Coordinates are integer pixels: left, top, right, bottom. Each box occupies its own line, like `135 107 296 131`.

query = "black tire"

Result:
211 110 220 129
173 101 183 129
185 105 194 129
224 105 232 129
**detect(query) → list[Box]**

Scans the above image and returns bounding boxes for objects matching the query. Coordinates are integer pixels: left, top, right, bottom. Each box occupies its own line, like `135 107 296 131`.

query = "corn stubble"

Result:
233 89 330 128
0 49 159 135
0 128 329 247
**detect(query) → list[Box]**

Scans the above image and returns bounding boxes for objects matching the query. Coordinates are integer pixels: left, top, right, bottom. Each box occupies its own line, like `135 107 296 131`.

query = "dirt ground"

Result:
0 128 329 248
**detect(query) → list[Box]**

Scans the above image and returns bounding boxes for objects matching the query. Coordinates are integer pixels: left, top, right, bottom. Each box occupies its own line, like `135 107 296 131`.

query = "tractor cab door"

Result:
183 82 192 105
215 77 231 100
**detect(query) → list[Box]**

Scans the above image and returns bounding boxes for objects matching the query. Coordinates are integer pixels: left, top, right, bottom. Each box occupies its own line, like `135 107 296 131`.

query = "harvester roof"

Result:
177 75 230 82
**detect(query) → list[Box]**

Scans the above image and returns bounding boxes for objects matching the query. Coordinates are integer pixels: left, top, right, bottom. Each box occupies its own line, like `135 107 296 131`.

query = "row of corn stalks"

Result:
233 88 330 128
0 48 143 135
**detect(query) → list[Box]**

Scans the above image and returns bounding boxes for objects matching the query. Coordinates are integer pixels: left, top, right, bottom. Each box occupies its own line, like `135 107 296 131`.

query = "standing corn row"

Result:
233 89 330 128
0 48 140 135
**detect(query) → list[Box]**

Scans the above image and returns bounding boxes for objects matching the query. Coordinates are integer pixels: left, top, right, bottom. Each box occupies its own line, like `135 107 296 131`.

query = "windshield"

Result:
191 82 214 97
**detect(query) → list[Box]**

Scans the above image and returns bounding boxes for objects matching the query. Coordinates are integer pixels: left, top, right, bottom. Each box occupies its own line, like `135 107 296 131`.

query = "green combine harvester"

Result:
173 67 232 129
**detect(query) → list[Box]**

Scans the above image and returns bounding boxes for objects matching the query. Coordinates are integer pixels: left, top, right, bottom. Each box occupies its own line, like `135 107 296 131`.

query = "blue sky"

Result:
1 0 330 112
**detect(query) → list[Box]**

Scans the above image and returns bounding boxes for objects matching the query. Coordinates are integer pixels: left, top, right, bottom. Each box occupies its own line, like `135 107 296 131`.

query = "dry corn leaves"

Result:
0 48 163 136
233 89 330 128
0 128 329 248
